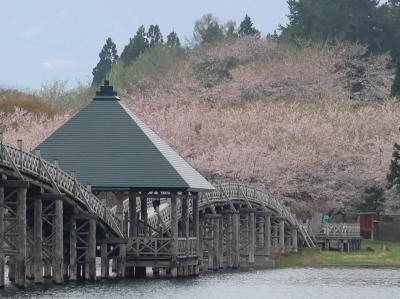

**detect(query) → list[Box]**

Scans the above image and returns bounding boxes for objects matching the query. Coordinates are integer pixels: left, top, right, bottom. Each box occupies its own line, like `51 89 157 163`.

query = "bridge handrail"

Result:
317 223 361 238
0 143 123 237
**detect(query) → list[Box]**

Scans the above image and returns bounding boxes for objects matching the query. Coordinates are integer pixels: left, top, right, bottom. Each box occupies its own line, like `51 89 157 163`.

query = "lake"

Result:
1 267 399 298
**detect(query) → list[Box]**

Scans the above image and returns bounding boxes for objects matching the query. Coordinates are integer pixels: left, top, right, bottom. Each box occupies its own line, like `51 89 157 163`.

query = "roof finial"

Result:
104 80 109 86
94 80 119 100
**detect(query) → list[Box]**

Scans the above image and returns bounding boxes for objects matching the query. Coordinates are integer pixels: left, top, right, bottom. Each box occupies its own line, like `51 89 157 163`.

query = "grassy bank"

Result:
275 240 400 268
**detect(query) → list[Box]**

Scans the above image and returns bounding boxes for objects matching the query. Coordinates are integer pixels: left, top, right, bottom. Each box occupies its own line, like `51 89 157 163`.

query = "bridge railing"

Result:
0 143 123 237
317 223 361 238
127 237 197 257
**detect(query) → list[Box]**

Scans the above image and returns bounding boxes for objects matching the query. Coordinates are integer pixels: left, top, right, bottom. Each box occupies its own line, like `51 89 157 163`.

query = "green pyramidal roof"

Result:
36 82 214 192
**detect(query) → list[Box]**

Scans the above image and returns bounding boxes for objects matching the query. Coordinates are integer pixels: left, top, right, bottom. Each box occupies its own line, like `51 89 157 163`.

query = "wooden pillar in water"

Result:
264 214 271 256
117 244 126 278
0 179 4 288
53 198 63 284
231 213 240 268
15 185 27 287
170 193 178 277
88 219 96 281
248 212 255 264
100 243 109 279
33 198 43 283
218 216 224 268
212 216 220 270
116 192 124 233
279 219 285 253
193 193 200 275
140 195 148 236
69 215 77 281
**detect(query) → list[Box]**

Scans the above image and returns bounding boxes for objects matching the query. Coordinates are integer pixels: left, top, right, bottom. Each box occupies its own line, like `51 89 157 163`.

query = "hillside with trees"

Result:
2 2 400 218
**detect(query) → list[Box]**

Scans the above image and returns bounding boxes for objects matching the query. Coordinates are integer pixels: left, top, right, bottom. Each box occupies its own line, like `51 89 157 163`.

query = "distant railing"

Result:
127 237 197 257
0 143 123 237
317 223 361 238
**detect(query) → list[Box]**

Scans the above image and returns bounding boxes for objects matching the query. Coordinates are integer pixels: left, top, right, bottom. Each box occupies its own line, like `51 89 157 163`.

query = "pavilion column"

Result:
264 214 271 256
129 191 137 237
279 219 285 253
170 193 178 277
33 199 43 284
116 192 124 235
15 185 27 287
0 180 4 288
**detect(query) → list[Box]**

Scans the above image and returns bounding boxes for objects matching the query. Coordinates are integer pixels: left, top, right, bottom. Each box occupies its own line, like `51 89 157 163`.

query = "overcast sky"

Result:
1 0 289 89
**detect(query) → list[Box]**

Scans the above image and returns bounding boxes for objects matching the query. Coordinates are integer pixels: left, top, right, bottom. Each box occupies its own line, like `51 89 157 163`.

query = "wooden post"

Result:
117 244 126 278
249 212 255 264
212 217 219 270
33 199 43 284
116 192 124 233
88 219 96 281
193 193 199 255
15 186 27 287
0 181 4 287
292 228 298 253
218 216 224 268
279 219 285 253
182 193 189 258
170 193 178 277
264 214 271 256
129 191 137 237
69 216 77 281
100 243 109 278
53 198 63 284
226 214 232 268
232 213 240 268
140 195 148 236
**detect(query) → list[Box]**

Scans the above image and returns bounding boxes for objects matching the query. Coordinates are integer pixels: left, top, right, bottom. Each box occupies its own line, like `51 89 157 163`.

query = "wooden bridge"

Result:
0 82 315 288
0 141 314 287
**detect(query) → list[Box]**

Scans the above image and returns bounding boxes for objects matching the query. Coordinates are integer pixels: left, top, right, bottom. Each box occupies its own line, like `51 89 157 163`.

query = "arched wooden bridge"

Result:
0 141 314 287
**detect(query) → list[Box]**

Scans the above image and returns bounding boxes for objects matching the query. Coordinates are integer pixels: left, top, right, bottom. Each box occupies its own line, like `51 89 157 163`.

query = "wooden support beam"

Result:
15 186 27 287
0 180 29 188
53 198 63 284
248 212 255 264
212 217 220 270
69 215 77 281
170 193 178 277
140 195 148 236
264 214 271 256
116 192 124 234
218 216 224 268
292 228 298 253
279 219 285 253
88 219 96 281
33 199 43 283
129 191 137 237
100 243 109 279
232 213 240 268
193 193 199 257
117 244 126 278
0 182 4 287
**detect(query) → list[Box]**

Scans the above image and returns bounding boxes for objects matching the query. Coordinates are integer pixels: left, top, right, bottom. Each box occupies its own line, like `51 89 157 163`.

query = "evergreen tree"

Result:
92 37 119 86
147 24 163 47
193 13 224 44
387 143 400 186
238 14 259 36
224 21 238 39
120 25 149 65
357 186 385 215
166 31 181 47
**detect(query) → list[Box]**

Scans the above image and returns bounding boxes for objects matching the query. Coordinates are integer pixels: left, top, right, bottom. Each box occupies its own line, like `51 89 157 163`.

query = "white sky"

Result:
1 0 289 89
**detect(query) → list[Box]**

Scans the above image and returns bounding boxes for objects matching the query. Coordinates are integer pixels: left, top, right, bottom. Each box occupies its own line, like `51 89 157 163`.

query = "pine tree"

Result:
224 21 238 39
92 38 118 86
193 13 224 44
120 25 149 65
166 31 181 47
147 24 163 47
387 143 400 186
357 186 385 215
238 14 259 36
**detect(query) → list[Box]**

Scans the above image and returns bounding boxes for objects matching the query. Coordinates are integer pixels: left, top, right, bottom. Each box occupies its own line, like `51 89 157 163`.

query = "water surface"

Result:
1 267 399 299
